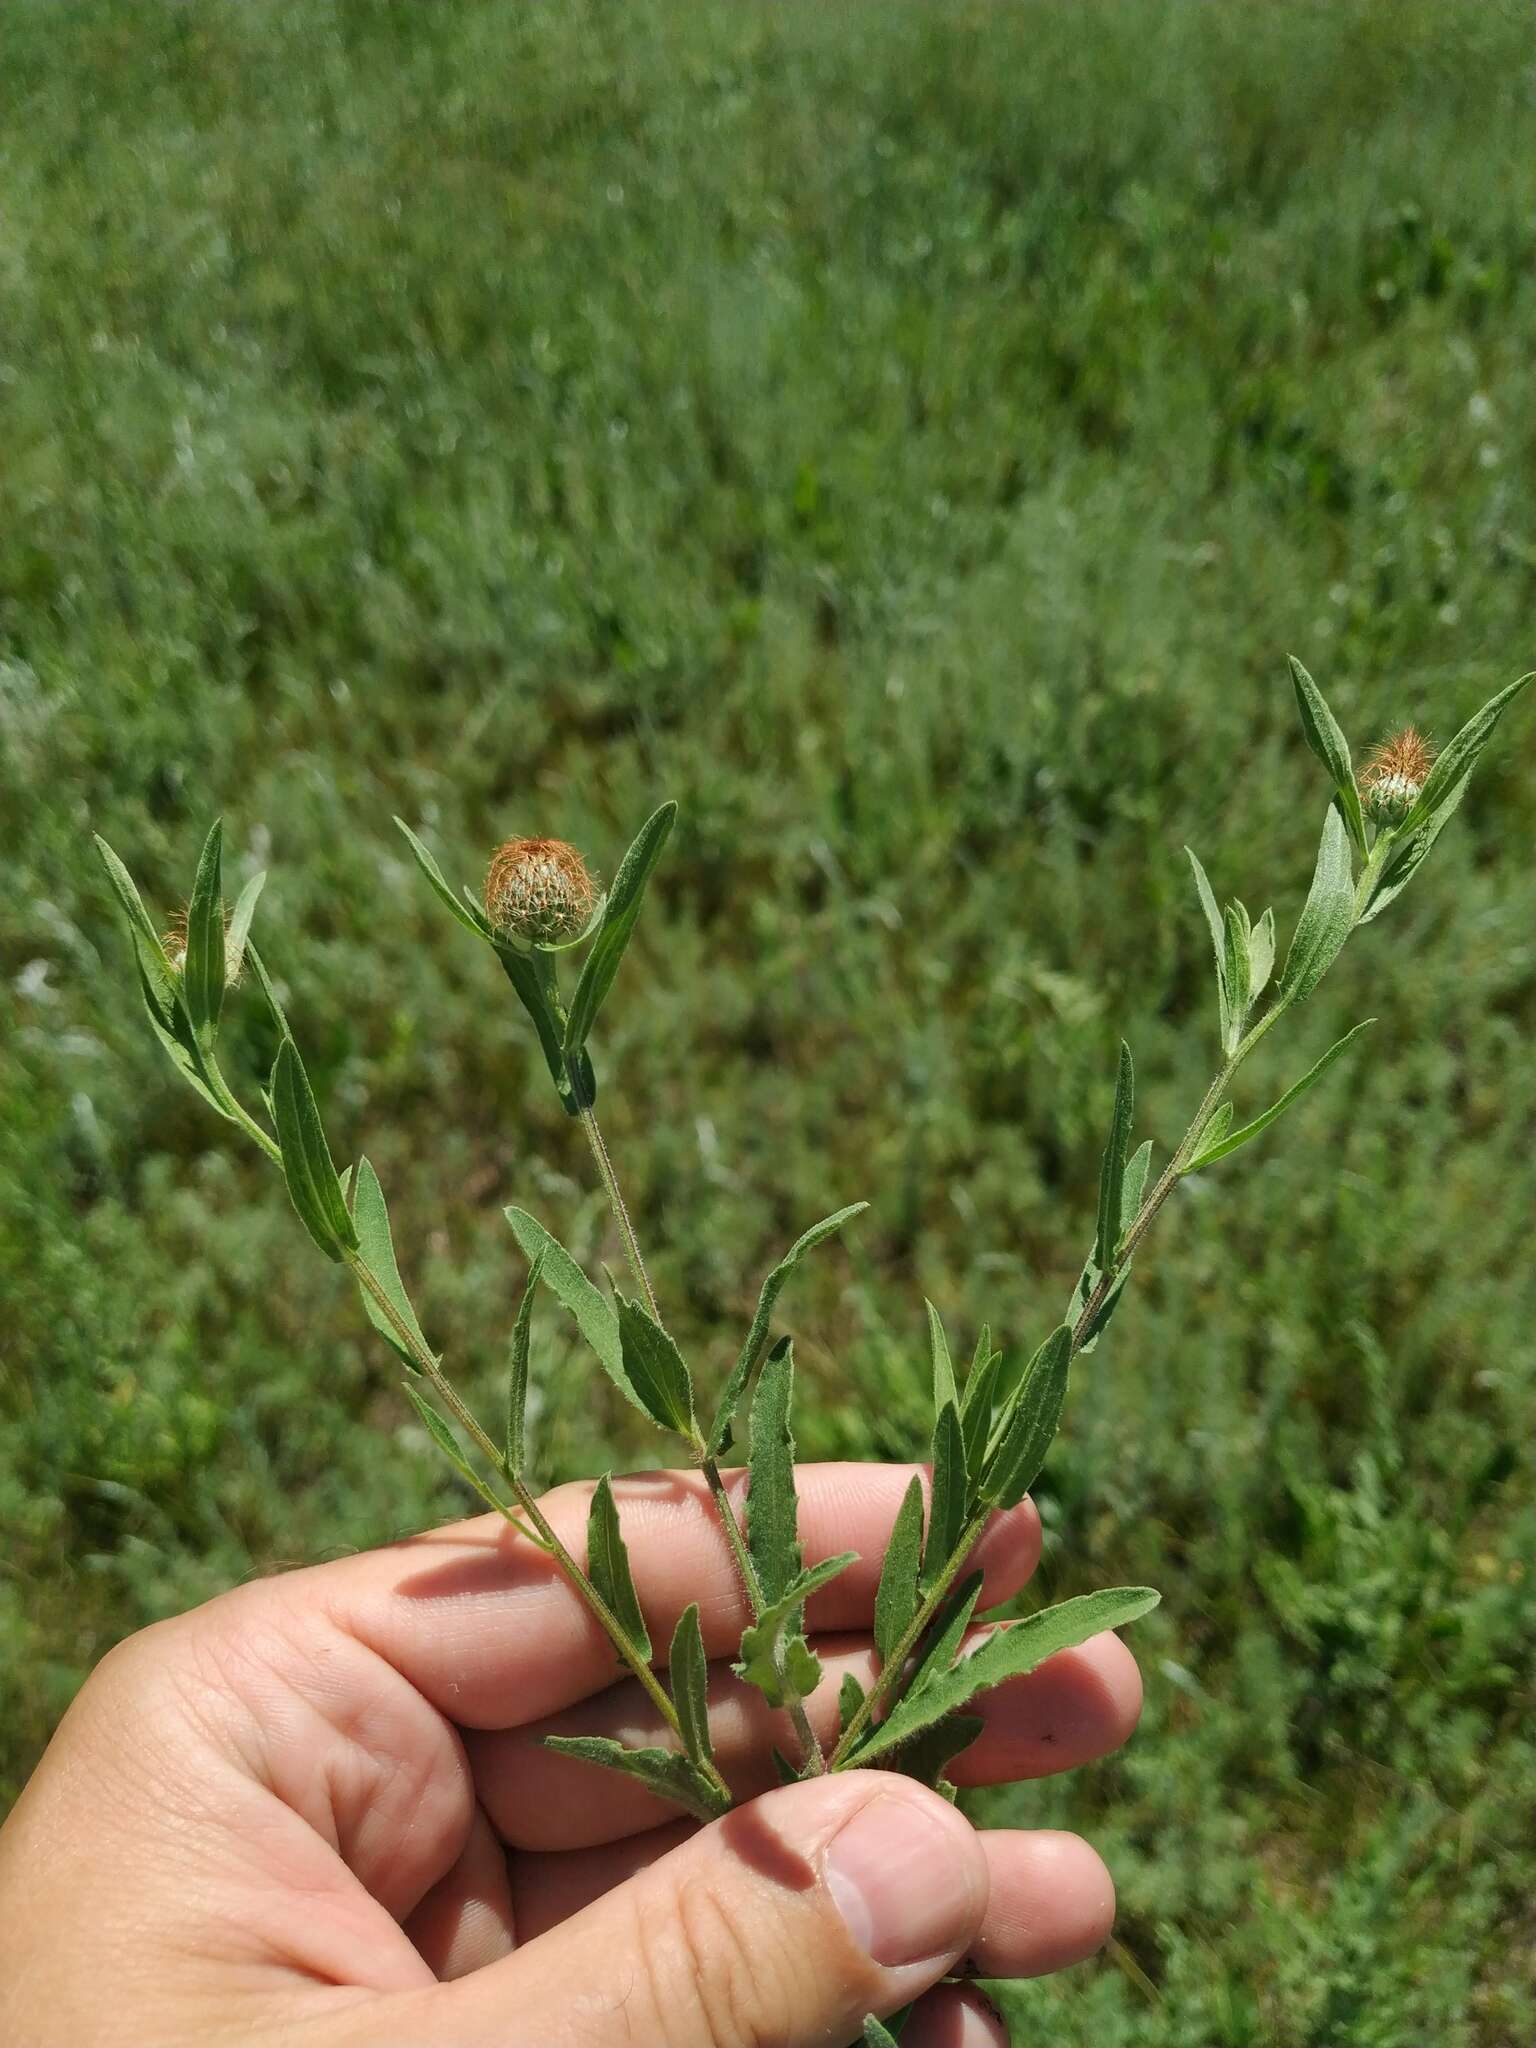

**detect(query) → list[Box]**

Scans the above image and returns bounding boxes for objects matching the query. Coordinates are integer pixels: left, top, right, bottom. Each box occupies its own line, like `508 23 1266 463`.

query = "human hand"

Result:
0 1464 1142 2046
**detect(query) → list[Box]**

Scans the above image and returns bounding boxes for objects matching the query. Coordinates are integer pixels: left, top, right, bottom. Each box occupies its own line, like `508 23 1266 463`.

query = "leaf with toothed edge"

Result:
747 1337 802 1602
586 1476 651 1663
669 1605 713 1769
537 1737 730 1824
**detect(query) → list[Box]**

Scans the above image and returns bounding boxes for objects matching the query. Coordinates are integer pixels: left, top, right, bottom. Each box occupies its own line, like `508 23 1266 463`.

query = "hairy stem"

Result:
576 1102 662 1322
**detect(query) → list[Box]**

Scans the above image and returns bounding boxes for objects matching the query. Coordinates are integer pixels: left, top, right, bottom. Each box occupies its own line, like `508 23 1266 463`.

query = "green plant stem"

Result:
702 1455 827 1775
576 1101 662 1322
346 1255 733 1793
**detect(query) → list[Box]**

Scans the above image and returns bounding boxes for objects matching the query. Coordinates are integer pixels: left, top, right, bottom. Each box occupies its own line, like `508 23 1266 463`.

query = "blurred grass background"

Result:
3 0 1534 2038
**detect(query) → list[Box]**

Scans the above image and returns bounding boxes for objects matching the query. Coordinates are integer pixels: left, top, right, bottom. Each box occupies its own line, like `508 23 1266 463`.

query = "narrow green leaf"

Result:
856 1587 1161 1764
352 1156 433 1370
839 1671 867 1740
395 818 493 939
270 1038 358 1260
769 1747 800 1787
747 1335 802 1602
1289 656 1368 855
1188 1020 1377 1168
1187 1101 1234 1167
505 1250 545 1473
874 1476 925 1664
669 1605 713 1769
538 1737 730 1824
586 1476 652 1661
1221 905 1250 1053
92 833 170 959
504 1209 639 1413
879 1712 985 1788
905 1572 985 1702
705 1202 868 1456
1094 1042 1135 1268
225 870 266 984
733 1552 856 1706
960 1347 1003 1488
400 1382 505 1515
863 2019 902 2048
563 802 677 1057
129 933 232 1119
1076 1261 1133 1355
243 940 292 1040
1359 782 1467 925
923 1401 968 1589
926 1299 958 1418
1122 1137 1153 1221
1277 804 1355 1007
182 818 226 1045
1248 906 1277 999
616 1297 697 1438
1398 672 1533 840
982 1324 1071 1509
1184 846 1231 1047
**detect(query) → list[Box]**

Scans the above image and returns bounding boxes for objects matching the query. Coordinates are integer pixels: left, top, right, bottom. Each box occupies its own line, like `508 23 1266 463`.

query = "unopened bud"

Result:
1359 728 1434 824
484 837 598 946
159 909 245 986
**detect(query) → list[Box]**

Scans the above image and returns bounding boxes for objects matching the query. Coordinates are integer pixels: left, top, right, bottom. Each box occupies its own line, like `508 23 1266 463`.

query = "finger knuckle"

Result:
628 1868 790 2048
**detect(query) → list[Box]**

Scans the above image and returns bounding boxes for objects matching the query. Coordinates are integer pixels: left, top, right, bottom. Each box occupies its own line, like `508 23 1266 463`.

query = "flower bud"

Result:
1359 728 1434 825
484 837 598 946
159 909 245 986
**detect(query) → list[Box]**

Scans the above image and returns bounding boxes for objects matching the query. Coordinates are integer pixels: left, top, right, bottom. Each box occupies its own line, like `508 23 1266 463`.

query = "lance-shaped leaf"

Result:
669 1605 713 1769
1186 1101 1234 1167
923 1401 968 1588
854 1587 1160 1764
1185 847 1231 1047
1277 804 1355 1008
352 1156 433 1370
616 1297 696 1438
271 1038 358 1260
1398 672 1533 843
400 1383 505 1515
586 1475 651 1662
182 818 227 1046
1187 1020 1377 1169
1248 906 1277 999
879 1712 986 1789
925 1299 958 1417
1094 1042 1135 1268
93 834 172 963
960 1340 1003 1490
1289 656 1368 855
905 1572 985 1703
874 1475 925 1664
839 1671 867 1740
504 1209 639 1413
982 1324 1071 1509
225 869 266 985
1221 906 1251 1053
130 932 234 1120
244 940 292 1041
705 1202 868 1457
747 1336 802 1601
538 1737 730 1824
563 802 677 1058
505 1249 545 1473
863 2019 903 2048
495 941 596 1113
394 818 494 940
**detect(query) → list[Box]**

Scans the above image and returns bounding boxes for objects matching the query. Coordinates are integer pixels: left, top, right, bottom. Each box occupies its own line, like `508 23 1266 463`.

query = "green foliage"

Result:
6 2 1536 2039
537 1736 730 1825
585 1476 651 1663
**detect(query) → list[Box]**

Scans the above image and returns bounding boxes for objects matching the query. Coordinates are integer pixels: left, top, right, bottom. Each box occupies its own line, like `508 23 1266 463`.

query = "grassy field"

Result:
3 0 1535 2038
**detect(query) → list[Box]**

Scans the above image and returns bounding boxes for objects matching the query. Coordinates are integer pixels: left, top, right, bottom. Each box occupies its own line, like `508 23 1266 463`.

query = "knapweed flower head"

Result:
159 908 245 986
1359 727 1434 824
485 837 598 946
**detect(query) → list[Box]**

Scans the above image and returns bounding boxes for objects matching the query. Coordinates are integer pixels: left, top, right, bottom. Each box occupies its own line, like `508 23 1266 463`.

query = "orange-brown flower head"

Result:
484 837 598 946
1359 728 1435 824
159 907 245 986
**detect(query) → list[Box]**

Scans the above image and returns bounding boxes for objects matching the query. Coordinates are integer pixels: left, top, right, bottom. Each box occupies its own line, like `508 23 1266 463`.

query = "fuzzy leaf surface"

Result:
874 1476 925 1664
1289 656 1368 854
669 1605 713 1768
705 1202 867 1456
747 1337 802 1601
586 1476 651 1661
495 942 594 1112
982 1324 1070 1508
1093 1041 1135 1267
1188 1020 1376 1167
183 818 227 1045
926 1300 958 1417
538 1737 729 1824
352 1156 432 1369
504 1209 638 1412
563 801 677 1057
1185 846 1231 1046
225 870 266 984
394 818 493 939
400 1383 503 1513
855 1587 1160 1763
1398 672 1532 842
616 1298 696 1437
271 1038 358 1260
1278 803 1355 1007
505 1250 544 1473
923 1401 968 1588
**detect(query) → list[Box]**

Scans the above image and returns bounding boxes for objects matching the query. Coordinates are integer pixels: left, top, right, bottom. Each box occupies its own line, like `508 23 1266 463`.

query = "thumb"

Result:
350 1772 986 2048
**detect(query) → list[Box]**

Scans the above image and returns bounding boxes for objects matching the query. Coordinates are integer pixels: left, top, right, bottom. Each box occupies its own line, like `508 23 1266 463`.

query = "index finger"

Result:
299 1462 1041 1727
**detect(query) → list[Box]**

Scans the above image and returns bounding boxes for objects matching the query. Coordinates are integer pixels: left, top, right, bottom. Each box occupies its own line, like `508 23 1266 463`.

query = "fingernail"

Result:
824 1787 981 1968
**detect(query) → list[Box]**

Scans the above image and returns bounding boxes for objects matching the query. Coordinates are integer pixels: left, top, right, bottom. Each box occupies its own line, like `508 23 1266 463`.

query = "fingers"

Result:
509 1815 1116 1982
297 1464 1041 1727
402 1804 515 1981
324 1774 991 2048
903 1985 1011 2047
471 1628 1142 1849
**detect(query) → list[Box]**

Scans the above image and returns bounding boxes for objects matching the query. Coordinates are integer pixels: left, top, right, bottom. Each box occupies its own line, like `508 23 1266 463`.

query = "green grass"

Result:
3 1 1535 2039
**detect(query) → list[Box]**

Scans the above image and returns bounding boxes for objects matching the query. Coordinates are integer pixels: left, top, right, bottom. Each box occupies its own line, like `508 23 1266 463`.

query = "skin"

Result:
0 1463 1142 2047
